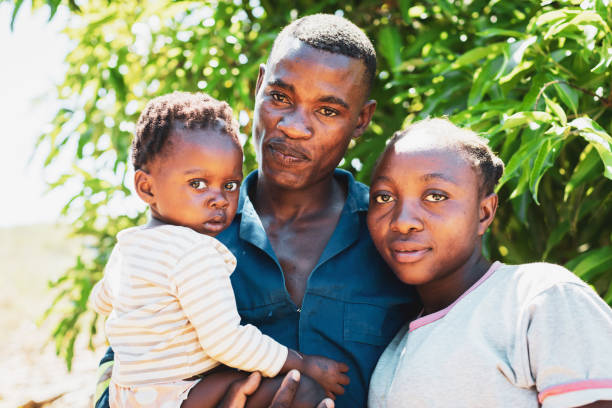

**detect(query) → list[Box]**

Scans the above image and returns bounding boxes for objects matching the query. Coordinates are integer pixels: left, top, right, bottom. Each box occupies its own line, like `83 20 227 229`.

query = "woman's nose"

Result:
390 201 424 234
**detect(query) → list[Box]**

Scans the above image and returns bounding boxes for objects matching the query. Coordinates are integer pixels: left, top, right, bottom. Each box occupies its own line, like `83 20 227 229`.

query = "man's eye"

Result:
271 92 289 103
189 180 207 190
424 193 447 202
224 181 239 192
374 194 394 204
318 107 338 117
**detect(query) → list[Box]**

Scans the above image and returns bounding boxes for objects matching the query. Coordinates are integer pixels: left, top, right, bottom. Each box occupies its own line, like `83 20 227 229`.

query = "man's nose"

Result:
207 190 229 209
277 107 313 139
390 200 424 234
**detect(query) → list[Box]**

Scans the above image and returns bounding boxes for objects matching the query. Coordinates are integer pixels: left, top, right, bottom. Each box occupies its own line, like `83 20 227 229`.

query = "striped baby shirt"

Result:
90 224 288 386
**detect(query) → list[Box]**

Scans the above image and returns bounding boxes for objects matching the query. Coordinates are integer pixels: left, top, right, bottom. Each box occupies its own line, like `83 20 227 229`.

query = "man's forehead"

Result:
267 37 366 77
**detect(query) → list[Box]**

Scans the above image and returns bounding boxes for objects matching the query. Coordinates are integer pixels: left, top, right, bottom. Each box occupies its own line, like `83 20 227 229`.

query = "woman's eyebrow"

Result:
421 172 457 184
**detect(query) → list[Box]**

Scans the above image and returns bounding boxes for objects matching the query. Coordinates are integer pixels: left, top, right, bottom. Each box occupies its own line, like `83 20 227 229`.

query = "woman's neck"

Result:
418 251 492 316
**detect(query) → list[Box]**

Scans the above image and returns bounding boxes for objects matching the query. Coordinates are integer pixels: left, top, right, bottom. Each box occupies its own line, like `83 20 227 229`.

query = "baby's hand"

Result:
301 355 350 398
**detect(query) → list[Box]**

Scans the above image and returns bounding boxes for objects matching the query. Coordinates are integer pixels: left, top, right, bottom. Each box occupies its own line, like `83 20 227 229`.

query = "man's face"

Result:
252 38 375 190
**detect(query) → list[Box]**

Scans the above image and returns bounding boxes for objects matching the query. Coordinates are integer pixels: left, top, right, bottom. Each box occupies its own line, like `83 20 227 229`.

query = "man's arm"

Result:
94 347 114 408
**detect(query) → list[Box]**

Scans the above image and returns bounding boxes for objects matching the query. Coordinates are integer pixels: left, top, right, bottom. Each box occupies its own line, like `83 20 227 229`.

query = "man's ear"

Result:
134 169 155 206
255 64 266 96
477 192 498 235
352 99 377 139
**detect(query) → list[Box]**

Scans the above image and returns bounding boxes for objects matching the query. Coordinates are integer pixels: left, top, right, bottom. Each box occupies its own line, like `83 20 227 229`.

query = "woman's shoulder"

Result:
496 262 592 303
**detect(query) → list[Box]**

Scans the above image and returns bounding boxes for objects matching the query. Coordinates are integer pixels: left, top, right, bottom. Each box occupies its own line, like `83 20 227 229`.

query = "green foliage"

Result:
9 0 612 367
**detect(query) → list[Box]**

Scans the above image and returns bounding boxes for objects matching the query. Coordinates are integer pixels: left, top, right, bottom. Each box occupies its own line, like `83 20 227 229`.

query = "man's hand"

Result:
217 370 334 408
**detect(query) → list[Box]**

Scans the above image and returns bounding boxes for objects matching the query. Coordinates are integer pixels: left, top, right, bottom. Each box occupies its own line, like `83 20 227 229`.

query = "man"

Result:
96 14 418 407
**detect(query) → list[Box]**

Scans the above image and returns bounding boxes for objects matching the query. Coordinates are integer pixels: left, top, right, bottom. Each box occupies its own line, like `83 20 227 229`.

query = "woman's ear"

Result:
477 192 498 236
134 169 155 206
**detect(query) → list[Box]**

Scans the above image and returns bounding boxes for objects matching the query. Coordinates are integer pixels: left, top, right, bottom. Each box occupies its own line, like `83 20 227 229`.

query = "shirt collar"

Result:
237 168 369 215
235 169 369 266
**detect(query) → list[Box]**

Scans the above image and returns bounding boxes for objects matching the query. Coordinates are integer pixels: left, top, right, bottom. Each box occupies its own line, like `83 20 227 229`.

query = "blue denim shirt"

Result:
95 169 418 408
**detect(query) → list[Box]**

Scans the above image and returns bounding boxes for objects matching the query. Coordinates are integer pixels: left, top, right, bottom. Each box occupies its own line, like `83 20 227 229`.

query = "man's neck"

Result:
253 171 346 224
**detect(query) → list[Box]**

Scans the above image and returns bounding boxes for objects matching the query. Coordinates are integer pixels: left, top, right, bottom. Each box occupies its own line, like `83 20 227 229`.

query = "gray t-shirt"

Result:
368 262 612 408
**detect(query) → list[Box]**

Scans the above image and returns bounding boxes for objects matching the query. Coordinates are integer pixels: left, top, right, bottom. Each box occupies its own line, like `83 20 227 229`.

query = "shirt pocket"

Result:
344 302 400 347
237 303 279 326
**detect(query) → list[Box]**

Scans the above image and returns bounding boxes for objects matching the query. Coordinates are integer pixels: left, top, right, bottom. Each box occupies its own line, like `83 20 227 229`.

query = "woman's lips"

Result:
389 242 431 263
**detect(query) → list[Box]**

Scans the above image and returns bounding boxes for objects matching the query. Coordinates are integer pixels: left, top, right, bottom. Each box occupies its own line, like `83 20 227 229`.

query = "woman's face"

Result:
367 143 495 286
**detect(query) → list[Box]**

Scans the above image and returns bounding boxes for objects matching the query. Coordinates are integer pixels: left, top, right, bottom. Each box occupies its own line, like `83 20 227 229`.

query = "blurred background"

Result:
1 0 611 406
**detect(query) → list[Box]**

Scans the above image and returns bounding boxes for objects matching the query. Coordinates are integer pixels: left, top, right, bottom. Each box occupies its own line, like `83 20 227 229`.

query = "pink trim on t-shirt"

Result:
408 261 503 332
538 379 612 403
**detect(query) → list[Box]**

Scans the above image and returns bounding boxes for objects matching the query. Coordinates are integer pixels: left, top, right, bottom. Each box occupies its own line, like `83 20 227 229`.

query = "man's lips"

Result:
389 241 431 263
266 140 310 162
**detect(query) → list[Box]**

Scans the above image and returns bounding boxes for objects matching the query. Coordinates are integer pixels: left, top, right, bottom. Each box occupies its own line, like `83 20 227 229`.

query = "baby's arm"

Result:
174 248 287 377
89 276 113 315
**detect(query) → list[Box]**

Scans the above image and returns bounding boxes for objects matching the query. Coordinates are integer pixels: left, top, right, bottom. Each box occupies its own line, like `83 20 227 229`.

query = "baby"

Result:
366 118 612 407
90 92 348 408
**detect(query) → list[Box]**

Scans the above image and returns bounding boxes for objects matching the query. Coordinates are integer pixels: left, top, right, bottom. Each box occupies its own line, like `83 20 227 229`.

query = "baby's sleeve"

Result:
89 245 122 315
171 237 288 378
525 282 612 407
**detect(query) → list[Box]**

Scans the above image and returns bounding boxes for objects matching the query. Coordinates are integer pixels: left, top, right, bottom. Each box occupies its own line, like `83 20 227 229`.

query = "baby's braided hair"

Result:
132 92 240 171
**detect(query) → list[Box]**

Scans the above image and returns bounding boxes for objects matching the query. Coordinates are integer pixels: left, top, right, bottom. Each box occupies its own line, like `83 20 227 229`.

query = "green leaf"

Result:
378 26 402 70
501 111 553 130
451 42 509 69
529 136 563 204
535 10 570 27
497 133 545 189
10 0 24 31
544 95 567 125
566 246 612 281
553 82 579 115
564 146 602 200
570 117 612 179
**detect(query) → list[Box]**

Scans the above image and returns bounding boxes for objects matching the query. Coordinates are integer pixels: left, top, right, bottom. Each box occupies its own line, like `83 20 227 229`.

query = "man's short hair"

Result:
270 13 377 93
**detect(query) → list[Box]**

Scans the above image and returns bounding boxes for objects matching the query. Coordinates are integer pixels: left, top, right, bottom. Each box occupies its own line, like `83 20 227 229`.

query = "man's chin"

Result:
261 165 311 190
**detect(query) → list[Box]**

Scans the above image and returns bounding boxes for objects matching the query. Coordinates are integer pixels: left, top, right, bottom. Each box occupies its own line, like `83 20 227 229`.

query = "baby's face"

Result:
147 128 243 236
367 144 488 286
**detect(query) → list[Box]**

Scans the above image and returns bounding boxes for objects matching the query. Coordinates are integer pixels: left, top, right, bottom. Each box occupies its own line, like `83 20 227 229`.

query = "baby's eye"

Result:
224 181 239 192
189 180 207 190
318 107 338 117
374 194 394 204
424 193 447 202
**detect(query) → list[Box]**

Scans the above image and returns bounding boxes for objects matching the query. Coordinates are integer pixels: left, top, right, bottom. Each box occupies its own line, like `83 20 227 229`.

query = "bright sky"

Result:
0 3 73 226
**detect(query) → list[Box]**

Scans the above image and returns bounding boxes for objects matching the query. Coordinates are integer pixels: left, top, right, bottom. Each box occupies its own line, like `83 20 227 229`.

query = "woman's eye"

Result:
374 194 394 204
424 193 447 202
224 181 239 192
318 107 338 117
189 180 207 190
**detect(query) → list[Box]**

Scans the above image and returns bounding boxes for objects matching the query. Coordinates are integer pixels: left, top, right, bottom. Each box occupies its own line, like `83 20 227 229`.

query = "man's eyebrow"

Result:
268 79 294 93
319 96 349 110
421 172 457 183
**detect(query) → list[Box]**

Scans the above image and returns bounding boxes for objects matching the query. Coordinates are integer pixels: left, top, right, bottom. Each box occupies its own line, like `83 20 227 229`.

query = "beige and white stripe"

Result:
90 225 287 386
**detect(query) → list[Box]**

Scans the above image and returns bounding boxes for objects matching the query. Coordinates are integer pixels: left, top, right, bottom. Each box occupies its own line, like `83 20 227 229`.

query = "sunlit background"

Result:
1 4 103 407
